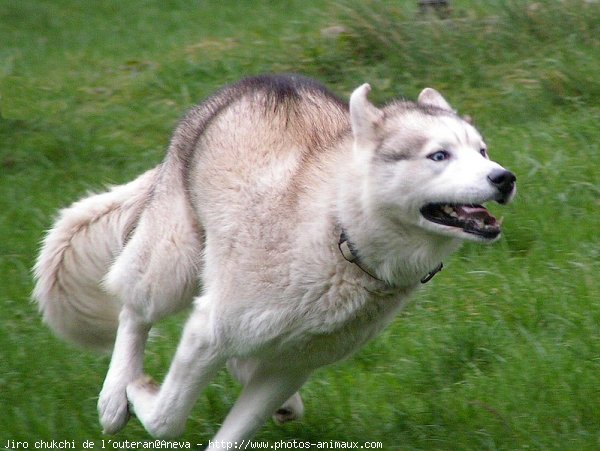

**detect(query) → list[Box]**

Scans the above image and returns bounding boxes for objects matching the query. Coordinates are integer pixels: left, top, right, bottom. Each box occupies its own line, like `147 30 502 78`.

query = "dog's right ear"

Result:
350 83 384 152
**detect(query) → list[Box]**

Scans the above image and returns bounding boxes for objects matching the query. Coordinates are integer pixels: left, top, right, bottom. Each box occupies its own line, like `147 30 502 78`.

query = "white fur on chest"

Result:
209 214 415 364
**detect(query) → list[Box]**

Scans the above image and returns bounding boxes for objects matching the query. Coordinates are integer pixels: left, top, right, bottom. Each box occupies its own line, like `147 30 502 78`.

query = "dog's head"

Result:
349 84 516 243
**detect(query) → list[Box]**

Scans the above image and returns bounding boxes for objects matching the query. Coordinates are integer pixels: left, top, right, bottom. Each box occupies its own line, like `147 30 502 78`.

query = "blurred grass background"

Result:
1 0 599 449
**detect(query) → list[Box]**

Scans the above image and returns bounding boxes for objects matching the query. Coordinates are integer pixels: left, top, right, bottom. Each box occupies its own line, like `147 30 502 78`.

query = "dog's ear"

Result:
350 83 384 151
418 88 454 113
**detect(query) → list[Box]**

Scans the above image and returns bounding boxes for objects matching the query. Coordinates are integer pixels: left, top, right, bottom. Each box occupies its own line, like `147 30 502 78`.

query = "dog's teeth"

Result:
442 205 455 215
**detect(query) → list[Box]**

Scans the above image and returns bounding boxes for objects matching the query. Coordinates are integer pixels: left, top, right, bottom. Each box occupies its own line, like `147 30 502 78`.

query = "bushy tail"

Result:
33 168 158 351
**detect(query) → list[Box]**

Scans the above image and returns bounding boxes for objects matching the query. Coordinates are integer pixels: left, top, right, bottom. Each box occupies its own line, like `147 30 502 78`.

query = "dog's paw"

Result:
126 375 159 416
98 386 130 435
127 375 185 439
273 392 304 424
273 407 298 424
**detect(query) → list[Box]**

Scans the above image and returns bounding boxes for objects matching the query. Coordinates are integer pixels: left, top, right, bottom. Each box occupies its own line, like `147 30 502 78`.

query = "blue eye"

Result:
428 150 450 162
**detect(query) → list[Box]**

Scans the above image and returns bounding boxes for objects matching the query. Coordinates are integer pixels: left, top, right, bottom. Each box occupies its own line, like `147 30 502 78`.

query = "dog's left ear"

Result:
350 83 384 151
418 88 454 113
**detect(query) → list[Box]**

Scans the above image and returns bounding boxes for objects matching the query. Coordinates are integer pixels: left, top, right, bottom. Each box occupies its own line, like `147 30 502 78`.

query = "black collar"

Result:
338 229 443 284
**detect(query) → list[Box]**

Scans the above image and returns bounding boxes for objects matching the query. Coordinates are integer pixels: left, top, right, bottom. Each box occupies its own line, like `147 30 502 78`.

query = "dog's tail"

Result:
33 168 159 351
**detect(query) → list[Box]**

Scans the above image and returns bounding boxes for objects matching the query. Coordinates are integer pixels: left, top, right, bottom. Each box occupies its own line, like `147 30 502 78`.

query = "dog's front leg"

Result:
126 303 225 439
98 306 150 434
227 357 305 424
212 367 310 443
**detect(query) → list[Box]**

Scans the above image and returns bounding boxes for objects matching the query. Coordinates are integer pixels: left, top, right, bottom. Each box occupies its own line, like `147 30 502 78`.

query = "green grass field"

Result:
1 1 599 449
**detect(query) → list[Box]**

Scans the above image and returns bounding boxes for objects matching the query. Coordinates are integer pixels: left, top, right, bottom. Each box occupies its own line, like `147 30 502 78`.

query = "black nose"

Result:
487 169 516 203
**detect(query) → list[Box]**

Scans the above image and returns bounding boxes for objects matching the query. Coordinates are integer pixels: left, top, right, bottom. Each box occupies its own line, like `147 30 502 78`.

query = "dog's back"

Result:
186 75 350 260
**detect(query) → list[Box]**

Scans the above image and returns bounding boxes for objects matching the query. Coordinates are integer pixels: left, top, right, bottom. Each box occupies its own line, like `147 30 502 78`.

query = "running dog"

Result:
34 74 516 441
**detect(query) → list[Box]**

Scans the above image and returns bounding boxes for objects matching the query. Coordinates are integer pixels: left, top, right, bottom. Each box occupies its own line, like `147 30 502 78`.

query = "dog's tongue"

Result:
455 204 497 225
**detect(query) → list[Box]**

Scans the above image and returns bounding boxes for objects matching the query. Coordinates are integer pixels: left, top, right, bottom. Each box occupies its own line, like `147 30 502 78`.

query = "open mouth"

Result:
420 203 501 240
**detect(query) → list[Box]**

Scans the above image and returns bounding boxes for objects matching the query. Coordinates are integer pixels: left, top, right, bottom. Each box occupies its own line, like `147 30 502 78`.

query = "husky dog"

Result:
33 74 515 442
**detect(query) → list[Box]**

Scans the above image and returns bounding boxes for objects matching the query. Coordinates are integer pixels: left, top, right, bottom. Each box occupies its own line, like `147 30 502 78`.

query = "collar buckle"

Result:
420 262 443 284
338 230 358 263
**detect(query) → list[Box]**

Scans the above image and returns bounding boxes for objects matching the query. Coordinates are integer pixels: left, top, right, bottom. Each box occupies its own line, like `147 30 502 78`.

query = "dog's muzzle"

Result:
488 169 516 204
420 169 516 240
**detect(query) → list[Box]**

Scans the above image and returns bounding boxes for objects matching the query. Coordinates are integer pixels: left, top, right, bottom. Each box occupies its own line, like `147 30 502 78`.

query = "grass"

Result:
1 0 599 449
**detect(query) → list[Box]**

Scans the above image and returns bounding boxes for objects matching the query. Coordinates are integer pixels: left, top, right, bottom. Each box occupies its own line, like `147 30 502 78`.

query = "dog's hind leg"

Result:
126 299 226 439
213 365 310 442
99 183 202 434
98 306 150 434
